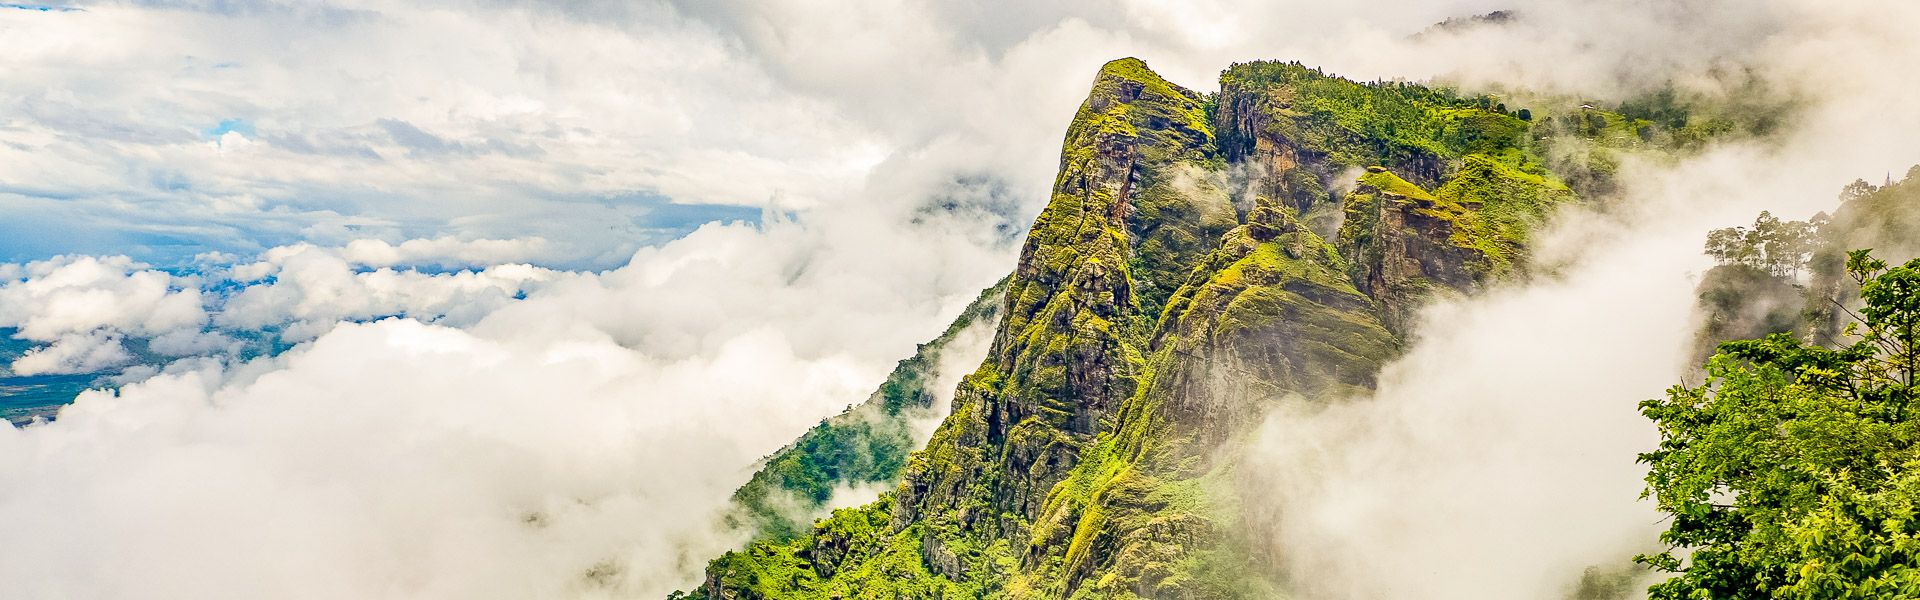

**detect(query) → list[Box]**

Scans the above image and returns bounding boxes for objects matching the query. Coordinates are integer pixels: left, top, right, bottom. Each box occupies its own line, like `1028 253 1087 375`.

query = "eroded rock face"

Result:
1153 196 1394 437
1337 158 1574 333
1215 66 1448 220
1337 168 1485 331
1017 195 1397 595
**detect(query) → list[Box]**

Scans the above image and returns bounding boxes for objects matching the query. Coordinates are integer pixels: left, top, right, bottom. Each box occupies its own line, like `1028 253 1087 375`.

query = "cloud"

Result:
0 319 882 598
215 262 553 340
0 212 1012 595
0 240 567 369
0 255 205 341
11 330 132 375
335 236 552 269
0 1 895 267
214 239 565 339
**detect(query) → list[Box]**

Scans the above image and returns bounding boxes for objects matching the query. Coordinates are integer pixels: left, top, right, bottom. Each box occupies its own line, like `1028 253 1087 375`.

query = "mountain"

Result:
678 57 1691 599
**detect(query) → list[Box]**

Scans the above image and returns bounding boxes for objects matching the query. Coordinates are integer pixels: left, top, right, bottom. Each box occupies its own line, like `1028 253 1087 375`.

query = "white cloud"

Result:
0 319 883 598
0 2 888 265
216 244 560 336
338 236 551 269
0 255 206 341
0 214 1011 595
10 330 133 375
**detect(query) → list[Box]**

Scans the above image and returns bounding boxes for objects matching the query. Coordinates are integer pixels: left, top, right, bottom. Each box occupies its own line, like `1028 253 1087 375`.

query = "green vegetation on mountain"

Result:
1827 167 1920 259
1212 59 1553 226
1431 155 1576 268
1215 61 1535 182
682 54 1737 599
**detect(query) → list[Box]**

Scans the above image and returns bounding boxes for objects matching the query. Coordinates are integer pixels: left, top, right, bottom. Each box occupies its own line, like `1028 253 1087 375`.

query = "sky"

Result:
3 0 1920 598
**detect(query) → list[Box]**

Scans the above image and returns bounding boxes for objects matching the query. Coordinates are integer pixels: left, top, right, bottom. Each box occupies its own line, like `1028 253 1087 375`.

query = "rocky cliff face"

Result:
683 57 1586 600
1337 157 1571 331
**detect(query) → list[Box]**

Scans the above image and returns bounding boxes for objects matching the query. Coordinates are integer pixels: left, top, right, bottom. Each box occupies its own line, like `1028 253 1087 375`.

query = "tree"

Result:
1704 226 1751 265
1703 211 1826 279
1639 251 1920 598
1841 178 1878 204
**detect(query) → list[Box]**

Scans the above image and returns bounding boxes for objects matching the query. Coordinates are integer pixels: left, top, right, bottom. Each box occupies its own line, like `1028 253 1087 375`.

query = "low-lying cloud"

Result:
0 217 1006 598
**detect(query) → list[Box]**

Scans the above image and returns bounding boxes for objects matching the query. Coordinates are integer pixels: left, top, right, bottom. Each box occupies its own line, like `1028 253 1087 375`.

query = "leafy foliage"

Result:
1639 251 1920 598
1826 168 1920 260
1429 155 1576 270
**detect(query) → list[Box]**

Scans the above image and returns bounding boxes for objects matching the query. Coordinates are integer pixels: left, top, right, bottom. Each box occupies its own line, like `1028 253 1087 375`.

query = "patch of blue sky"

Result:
0 189 767 272
0 3 81 12
0 197 287 268
203 118 256 138
635 197 763 231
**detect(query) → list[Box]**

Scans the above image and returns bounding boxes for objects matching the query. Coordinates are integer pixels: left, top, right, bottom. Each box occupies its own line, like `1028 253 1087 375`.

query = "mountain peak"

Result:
1086 56 1200 107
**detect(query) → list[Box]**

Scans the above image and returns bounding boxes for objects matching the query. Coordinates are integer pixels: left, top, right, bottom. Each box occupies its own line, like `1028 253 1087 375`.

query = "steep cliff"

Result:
1339 158 1572 330
681 56 1602 599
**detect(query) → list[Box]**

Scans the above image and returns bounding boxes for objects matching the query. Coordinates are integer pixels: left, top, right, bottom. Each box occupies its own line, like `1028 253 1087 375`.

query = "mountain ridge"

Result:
679 55 1702 599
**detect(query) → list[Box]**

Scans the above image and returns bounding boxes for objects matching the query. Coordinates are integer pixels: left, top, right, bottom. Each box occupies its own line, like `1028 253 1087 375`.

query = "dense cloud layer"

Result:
2 0 1918 598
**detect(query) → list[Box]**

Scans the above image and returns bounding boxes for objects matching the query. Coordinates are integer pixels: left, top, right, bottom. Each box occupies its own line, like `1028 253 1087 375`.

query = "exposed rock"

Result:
1338 157 1571 332
1337 168 1482 331
919 529 964 580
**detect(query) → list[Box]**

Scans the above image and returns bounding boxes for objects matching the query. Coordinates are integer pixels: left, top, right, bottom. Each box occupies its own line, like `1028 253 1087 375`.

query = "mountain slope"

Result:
682 57 1599 599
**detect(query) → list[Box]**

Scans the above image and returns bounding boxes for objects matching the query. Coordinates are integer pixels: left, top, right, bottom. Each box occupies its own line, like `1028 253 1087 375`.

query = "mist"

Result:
1240 175 1721 598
